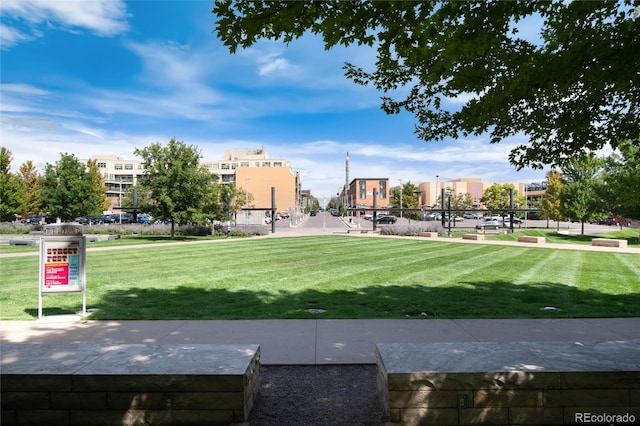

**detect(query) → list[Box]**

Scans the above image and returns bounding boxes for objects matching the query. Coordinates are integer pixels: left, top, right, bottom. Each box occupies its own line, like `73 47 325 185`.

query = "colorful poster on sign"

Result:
40 238 84 293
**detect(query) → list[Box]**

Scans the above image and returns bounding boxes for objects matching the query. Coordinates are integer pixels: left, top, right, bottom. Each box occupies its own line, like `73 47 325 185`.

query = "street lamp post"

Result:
447 190 452 237
398 179 403 221
245 177 249 225
226 192 231 239
524 184 528 230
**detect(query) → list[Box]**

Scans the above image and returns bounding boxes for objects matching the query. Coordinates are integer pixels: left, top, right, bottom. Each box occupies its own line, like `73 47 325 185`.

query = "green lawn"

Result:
1 235 638 320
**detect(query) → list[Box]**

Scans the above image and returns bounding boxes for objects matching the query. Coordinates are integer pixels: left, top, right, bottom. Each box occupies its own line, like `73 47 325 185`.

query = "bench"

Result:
517 236 546 244
418 232 438 238
8 238 37 246
592 238 628 248
462 234 485 241
376 341 640 426
1 343 260 426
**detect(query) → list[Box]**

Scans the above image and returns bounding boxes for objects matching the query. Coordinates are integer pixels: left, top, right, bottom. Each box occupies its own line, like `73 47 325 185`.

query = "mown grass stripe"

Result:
2 235 638 320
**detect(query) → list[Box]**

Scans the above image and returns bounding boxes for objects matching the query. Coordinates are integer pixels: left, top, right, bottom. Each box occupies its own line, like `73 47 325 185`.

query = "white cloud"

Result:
1 83 50 96
0 0 129 48
258 57 296 76
0 23 34 48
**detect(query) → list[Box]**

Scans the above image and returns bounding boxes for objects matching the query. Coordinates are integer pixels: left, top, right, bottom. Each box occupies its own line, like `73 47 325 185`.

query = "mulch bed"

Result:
248 365 388 425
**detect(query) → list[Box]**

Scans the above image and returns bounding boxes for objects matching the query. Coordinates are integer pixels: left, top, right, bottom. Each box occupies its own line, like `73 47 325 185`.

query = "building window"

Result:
262 162 271 167
240 162 249 167
255 162 260 167
221 163 230 170
97 162 107 168
125 164 134 170
231 163 237 170
359 181 366 199
114 164 123 170
273 162 282 167
379 180 387 199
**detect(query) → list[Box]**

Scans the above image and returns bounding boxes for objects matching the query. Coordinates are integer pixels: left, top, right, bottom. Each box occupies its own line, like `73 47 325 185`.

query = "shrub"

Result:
379 223 445 236
213 223 269 237
0 223 32 234
178 224 213 236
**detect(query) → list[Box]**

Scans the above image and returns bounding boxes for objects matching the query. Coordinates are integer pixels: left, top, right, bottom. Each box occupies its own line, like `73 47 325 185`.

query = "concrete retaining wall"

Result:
376 341 640 426
592 238 628 248
1 343 260 426
517 236 546 244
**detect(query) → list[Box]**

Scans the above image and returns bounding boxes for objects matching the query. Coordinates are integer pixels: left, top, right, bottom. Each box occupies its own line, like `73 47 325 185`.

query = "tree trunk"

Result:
170 219 175 240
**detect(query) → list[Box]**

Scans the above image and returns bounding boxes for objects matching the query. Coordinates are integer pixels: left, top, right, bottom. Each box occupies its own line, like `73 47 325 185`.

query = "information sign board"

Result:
38 224 87 319
40 237 85 293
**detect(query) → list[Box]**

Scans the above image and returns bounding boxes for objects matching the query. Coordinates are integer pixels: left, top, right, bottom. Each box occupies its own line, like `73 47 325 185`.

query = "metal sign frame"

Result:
38 235 87 319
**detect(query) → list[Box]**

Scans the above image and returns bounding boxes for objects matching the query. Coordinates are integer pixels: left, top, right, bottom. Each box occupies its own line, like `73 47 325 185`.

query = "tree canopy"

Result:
134 138 215 239
40 154 108 221
559 155 608 234
604 139 640 220
18 160 41 217
480 183 523 212
0 147 23 221
391 181 420 219
214 1 639 169
539 169 564 229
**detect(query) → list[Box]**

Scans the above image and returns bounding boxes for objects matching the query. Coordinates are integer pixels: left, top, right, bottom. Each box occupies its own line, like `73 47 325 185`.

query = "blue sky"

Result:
1 0 549 199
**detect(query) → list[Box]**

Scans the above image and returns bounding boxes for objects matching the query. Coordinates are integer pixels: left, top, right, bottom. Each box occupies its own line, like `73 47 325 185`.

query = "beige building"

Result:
83 149 302 224
203 149 302 224
417 178 526 209
80 155 145 212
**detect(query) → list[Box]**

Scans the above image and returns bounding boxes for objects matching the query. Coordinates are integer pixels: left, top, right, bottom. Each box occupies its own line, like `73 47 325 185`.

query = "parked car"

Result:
111 213 133 224
476 219 501 230
423 213 441 221
444 214 464 222
23 214 43 225
504 217 523 226
74 216 90 225
375 214 397 224
463 213 484 219
310 210 318 216
137 214 152 224
91 215 116 224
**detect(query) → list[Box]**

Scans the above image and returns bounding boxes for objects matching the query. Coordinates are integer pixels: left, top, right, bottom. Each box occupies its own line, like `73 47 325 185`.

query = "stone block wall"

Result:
1 343 260 426
376 341 640 426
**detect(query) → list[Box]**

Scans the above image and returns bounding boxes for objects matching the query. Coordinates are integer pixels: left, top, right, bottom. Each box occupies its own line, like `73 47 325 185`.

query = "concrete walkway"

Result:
2 318 639 365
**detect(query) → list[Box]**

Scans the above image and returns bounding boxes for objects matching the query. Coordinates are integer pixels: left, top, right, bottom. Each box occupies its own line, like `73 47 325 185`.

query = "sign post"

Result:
38 224 87 320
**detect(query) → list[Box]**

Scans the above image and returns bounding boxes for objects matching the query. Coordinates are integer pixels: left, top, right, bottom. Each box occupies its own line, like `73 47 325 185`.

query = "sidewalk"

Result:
2 318 639 365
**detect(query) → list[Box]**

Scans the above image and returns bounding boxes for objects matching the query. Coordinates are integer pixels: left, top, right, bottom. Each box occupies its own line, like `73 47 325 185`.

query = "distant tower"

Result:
345 152 350 215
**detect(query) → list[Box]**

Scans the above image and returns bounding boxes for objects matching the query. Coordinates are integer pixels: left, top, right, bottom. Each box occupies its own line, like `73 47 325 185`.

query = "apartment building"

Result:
202 149 302 223
416 178 526 208
80 155 145 212
83 149 302 223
